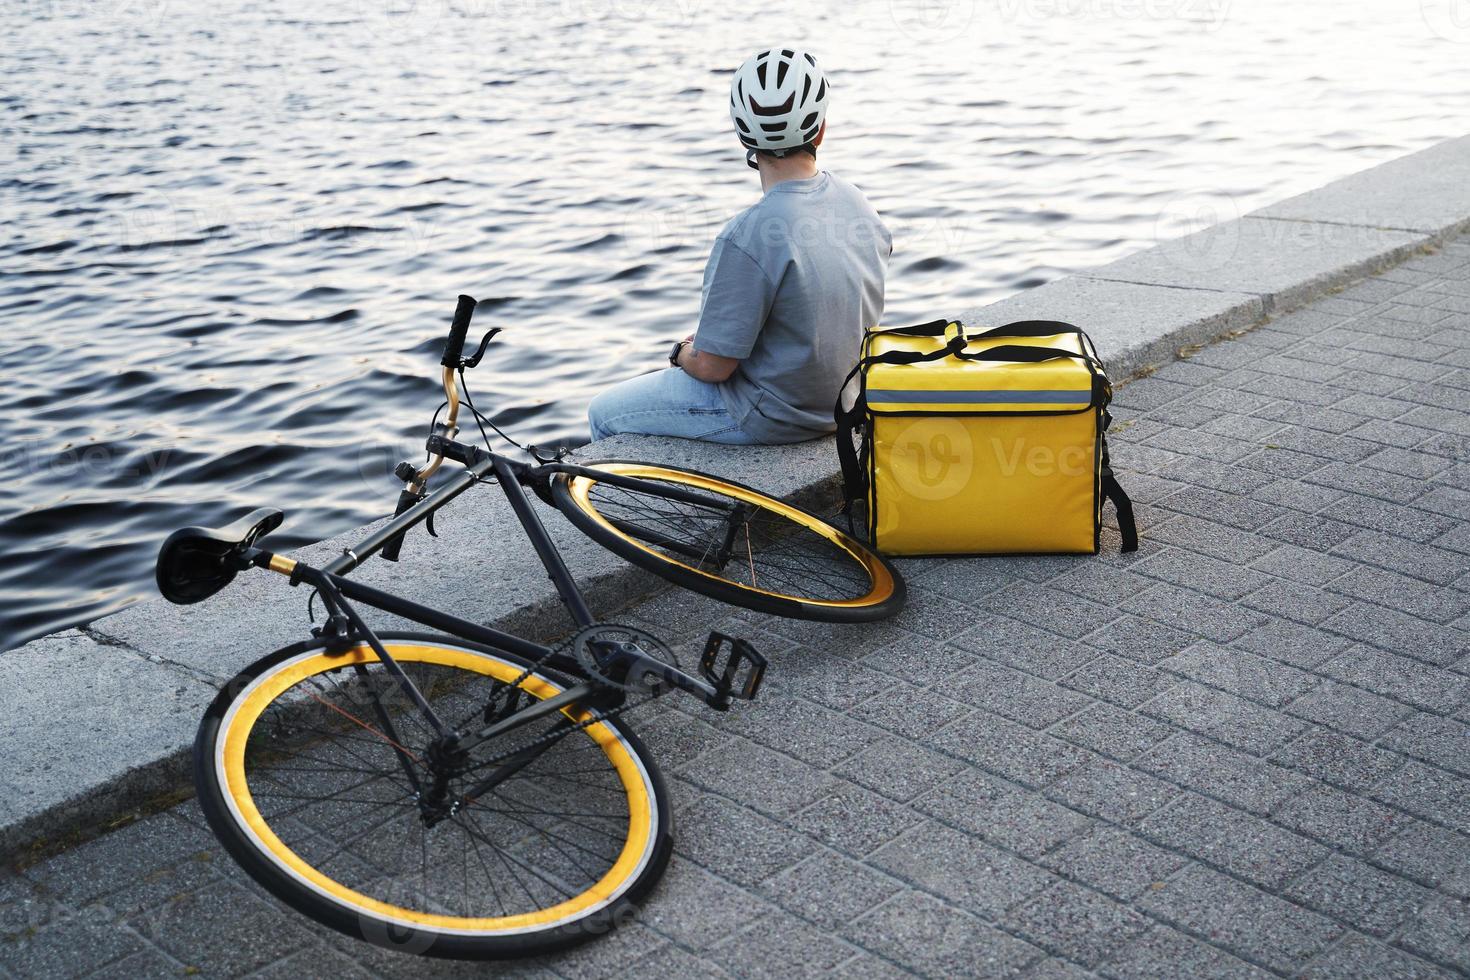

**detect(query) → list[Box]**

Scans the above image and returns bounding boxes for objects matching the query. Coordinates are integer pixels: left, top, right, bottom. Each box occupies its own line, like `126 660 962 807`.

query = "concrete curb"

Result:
7 136 1470 864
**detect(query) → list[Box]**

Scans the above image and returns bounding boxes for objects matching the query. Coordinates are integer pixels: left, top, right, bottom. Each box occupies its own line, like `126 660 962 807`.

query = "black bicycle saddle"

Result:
156 507 284 605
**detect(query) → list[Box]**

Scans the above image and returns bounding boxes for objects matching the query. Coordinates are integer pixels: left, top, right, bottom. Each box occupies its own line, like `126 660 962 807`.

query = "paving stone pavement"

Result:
4 240 1470 978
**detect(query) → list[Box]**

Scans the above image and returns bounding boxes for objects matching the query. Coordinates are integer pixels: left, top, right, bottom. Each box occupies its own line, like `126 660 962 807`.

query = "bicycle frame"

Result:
228 433 769 818
242 436 754 728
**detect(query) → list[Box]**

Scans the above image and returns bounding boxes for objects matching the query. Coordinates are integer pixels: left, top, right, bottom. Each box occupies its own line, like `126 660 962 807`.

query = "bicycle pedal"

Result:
699 632 766 701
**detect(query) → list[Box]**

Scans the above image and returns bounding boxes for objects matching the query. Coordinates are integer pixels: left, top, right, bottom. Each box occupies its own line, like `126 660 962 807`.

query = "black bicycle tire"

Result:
193 631 673 960
551 459 906 623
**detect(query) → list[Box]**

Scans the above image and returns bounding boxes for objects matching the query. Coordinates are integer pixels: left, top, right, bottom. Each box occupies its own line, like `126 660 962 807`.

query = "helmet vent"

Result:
800 112 818 130
748 92 794 116
776 58 789 88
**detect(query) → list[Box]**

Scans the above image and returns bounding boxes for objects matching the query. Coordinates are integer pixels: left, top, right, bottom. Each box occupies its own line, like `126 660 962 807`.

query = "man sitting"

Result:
589 47 892 445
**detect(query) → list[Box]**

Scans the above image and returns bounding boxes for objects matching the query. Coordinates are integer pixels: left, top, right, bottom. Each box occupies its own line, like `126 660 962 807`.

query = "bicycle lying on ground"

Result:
155 295 905 959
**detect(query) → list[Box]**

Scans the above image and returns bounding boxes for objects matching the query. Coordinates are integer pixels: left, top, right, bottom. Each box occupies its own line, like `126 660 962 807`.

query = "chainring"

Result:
569 623 678 696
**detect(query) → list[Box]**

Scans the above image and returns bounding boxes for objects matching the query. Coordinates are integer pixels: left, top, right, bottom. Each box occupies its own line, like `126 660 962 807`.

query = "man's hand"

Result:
677 342 739 384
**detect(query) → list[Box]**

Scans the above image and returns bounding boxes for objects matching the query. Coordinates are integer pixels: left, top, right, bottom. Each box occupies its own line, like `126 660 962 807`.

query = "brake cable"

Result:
457 368 569 466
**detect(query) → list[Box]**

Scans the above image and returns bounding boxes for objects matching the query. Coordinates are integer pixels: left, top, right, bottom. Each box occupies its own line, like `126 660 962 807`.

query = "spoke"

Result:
302 688 426 766
458 808 572 905
586 477 873 601
478 803 614 880
275 730 417 791
463 816 508 917
472 799 630 825
500 769 630 792
256 761 392 778
306 801 419 878
252 790 418 808
252 768 412 823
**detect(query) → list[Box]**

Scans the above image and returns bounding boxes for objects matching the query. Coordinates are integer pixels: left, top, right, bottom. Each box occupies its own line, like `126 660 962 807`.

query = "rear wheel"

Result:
552 460 904 622
194 633 670 960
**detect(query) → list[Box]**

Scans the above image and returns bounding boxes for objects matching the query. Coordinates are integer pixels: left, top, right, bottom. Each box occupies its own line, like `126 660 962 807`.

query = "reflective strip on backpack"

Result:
866 388 1093 405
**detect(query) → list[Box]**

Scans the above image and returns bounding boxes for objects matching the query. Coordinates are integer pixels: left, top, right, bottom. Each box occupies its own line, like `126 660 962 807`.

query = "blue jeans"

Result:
587 368 760 444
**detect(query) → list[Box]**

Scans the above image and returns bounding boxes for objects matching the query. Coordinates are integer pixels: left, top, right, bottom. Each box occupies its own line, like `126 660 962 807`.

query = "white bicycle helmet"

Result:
729 47 830 162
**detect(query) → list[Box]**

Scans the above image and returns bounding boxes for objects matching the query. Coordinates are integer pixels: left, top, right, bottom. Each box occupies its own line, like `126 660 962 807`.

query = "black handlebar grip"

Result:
440 294 478 368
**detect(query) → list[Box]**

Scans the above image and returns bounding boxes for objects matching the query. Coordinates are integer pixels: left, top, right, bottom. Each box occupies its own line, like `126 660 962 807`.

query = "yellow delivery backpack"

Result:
835 318 1137 557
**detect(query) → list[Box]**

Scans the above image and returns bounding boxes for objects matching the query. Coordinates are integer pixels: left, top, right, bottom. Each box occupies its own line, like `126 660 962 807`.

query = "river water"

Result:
4 0 1469 649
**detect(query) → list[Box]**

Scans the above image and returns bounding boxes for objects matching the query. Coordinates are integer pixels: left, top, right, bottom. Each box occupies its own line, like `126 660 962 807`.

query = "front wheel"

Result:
193 632 671 960
551 460 905 623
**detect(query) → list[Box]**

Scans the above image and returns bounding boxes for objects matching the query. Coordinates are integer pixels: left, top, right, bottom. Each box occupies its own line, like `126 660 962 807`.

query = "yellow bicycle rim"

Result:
565 463 896 610
214 641 658 936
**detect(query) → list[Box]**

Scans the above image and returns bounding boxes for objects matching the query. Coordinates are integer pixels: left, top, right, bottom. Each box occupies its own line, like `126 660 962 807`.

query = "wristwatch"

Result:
669 339 688 367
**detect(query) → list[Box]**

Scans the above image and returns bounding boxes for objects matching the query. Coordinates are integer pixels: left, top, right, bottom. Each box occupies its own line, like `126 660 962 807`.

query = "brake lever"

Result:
380 488 420 562
460 328 501 369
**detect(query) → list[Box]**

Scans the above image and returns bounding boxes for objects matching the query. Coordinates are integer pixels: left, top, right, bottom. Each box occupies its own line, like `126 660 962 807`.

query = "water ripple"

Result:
3 0 1468 651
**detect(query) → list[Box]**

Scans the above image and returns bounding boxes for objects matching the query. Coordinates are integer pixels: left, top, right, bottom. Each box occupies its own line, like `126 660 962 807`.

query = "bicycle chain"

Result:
469 689 654 775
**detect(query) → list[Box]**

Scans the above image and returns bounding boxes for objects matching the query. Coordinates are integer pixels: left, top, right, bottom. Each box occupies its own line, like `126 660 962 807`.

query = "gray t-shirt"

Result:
693 171 891 443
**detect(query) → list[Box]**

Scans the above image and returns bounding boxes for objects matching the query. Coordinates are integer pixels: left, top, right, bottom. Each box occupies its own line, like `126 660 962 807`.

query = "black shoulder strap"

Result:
956 344 1097 364
1099 436 1137 552
969 319 1084 339
967 320 1102 362
834 361 869 516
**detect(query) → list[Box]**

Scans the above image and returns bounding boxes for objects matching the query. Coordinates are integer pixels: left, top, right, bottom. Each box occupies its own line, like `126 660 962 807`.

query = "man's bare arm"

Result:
676 342 739 383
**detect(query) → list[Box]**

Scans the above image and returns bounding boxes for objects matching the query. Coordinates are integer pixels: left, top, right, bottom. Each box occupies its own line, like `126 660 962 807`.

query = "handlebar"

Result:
440 294 478 368
382 294 482 563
